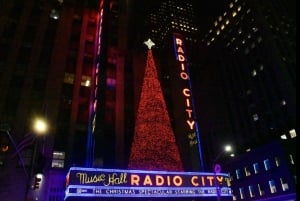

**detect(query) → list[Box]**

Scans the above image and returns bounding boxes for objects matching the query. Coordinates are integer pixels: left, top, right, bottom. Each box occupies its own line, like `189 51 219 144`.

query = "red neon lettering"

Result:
186 109 193 118
201 176 205 186
182 88 190 97
177 46 184 54
173 176 183 186
178 54 185 61
180 72 189 80
207 176 214 186
180 63 186 71
217 176 224 183
176 38 183 45
143 175 153 186
191 176 199 186
186 119 195 130
131 174 139 186
186 98 191 107
156 175 164 186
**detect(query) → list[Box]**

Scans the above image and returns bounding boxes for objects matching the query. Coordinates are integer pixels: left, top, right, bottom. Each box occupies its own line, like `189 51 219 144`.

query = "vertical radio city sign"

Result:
171 33 204 170
65 167 232 199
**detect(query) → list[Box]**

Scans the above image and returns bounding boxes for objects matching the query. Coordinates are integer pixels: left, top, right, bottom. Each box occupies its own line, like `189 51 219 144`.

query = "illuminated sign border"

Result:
65 167 232 199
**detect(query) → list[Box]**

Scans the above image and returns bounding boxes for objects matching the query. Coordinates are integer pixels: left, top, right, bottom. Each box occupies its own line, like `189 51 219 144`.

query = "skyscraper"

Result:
197 0 296 165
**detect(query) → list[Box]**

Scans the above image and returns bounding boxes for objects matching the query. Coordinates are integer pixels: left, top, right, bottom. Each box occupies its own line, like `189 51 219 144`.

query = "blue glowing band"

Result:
64 167 232 199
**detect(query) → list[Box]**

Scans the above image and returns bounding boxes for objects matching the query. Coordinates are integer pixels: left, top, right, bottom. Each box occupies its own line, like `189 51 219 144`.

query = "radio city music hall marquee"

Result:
64 167 232 199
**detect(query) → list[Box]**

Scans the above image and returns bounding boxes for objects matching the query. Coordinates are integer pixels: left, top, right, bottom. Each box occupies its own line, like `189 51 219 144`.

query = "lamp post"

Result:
24 117 48 201
213 145 233 201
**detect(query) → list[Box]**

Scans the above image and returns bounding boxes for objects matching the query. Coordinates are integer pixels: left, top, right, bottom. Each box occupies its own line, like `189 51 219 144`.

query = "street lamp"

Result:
213 144 233 201
25 117 49 201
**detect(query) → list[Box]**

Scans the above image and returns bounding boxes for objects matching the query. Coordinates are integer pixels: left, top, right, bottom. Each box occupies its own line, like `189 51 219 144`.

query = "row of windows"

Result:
233 177 290 200
229 155 294 180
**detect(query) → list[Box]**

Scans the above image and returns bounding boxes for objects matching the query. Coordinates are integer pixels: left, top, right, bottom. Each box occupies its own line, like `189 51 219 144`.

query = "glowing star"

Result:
144 38 155 49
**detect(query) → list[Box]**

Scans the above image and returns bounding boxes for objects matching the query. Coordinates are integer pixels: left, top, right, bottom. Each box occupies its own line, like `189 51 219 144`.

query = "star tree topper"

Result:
144 38 155 49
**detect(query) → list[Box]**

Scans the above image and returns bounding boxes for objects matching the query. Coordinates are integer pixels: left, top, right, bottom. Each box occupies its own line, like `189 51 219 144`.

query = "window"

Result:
239 187 245 199
269 180 277 193
289 129 296 138
280 178 289 191
51 151 65 168
289 154 295 165
244 166 251 176
258 183 265 196
249 185 255 198
274 157 280 167
264 159 271 171
236 169 242 179
253 162 260 174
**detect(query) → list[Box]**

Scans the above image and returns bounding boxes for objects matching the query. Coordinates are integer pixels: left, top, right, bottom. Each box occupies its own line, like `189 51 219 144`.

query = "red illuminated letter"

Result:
131 174 140 186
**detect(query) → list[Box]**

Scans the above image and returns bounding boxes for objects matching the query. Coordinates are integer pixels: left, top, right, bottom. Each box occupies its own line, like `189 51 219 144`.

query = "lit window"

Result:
280 178 289 191
236 169 242 179
229 3 234 8
216 30 220 35
289 129 296 138
81 75 91 87
280 134 287 139
259 64 264 71
107 78 116 87
244 166 251 176
289 154 294 165
264 159 271 171
238 28 242 34
237 6 242 11
275 157 280 167
226 19 230 24
258 183 265 196
64 73 75 84
281 99 286 106
232 11 237 17
221 25 225 30
252 113 259 121
253 162 260 174
218 16 222 21
249 185 255 198
269 180 277 193
239 187 245 199
50 9 60 20
251 70 257 76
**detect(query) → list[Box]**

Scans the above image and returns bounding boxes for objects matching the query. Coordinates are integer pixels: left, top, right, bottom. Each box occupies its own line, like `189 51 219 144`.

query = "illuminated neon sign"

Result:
65 167 232 199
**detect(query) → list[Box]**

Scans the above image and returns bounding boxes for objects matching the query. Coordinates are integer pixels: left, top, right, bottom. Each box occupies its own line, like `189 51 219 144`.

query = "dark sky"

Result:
128 0 296 45
128 0 228 46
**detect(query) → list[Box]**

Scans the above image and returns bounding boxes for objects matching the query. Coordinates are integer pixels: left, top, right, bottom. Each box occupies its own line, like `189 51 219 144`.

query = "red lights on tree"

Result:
128 45 183 171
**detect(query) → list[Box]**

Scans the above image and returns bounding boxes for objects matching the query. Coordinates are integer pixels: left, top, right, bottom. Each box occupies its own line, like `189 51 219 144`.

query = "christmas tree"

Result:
128 39 183 171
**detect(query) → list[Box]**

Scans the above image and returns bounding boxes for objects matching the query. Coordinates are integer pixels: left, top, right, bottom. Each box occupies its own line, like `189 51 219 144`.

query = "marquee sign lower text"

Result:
65 167 232 199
